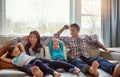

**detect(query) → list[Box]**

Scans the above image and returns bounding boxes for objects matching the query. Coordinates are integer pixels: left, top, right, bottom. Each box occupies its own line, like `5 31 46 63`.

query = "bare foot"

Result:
73 67 80 75
53 71 61 77
32 66 43 77
89 61 99 77
113 63 120 77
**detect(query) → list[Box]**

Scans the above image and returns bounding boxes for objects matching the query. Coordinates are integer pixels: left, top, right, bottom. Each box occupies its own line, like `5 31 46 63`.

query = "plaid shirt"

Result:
58 35 103 59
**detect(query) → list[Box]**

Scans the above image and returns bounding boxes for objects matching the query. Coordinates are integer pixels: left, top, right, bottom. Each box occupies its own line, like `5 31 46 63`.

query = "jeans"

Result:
20 64 33 76
69 56 116 74
57 58 67 62
21 58 75 75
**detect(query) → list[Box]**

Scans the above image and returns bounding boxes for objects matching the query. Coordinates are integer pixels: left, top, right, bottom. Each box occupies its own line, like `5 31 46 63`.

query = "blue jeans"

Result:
69 56 116 74
21 58 75 76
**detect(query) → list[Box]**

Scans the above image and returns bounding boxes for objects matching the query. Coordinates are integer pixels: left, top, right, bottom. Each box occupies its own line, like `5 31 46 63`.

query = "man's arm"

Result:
95 40 115 53
55 25 69 37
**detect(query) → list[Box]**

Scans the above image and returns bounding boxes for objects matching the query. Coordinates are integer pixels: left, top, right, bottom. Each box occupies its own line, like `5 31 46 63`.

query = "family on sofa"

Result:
0 23 120 77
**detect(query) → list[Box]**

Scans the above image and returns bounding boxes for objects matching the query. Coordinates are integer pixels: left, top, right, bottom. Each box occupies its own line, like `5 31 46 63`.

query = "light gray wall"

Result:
0 0 2 34
0 0 5 35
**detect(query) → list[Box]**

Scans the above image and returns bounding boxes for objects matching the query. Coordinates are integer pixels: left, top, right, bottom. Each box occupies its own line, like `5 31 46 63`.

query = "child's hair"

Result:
7 45 17 59
52 38 59 45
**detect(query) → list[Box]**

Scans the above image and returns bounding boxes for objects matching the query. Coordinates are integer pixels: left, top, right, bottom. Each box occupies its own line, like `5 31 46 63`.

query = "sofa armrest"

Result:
100 48 120 62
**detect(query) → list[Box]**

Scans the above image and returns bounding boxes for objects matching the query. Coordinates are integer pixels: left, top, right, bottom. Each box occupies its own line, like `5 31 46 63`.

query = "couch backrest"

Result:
0 35 100 59
88 35 100 57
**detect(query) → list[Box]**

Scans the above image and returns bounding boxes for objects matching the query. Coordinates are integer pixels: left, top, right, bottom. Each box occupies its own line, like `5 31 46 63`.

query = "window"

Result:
6 0 70 36
5 0 101 40
80 0 102 41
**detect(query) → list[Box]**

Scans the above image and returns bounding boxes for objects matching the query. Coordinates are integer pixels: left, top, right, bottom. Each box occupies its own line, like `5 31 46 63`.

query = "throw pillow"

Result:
0 60 17 69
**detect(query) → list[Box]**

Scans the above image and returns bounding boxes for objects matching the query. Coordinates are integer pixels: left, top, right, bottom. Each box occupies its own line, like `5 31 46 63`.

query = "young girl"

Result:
1 43 80 77
48 38 66 62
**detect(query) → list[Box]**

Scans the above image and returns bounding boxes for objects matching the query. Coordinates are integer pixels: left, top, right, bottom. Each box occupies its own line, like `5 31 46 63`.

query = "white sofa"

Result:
0 35 120 77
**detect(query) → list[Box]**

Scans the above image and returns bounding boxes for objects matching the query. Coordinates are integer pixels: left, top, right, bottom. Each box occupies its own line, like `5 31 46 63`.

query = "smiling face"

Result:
70 26 80 38
29 33 37 46
11 47 21 57
52 40 60 49
28 30 41 48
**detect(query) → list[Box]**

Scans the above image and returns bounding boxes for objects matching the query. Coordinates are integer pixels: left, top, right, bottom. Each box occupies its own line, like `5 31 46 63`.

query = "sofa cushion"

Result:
0 46 5 57
89 45 100 57
0 69 29 77
0 43 11 57
88 35 100 57
0 43 17 69
44 46 51 59
0 60 17 69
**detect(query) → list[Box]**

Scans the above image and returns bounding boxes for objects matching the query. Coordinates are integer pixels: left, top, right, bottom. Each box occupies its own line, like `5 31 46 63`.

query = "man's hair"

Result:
70 23 80 31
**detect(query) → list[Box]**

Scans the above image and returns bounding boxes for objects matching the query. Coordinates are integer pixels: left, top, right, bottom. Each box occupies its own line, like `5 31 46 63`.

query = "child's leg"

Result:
53 71 61 77
50 60 80 75
73 67 80 75
31 66 43 77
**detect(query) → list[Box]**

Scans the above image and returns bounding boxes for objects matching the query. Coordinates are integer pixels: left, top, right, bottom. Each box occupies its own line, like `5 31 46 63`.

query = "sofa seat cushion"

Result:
0 69 112 77
0 69 29 77
107 60 119 65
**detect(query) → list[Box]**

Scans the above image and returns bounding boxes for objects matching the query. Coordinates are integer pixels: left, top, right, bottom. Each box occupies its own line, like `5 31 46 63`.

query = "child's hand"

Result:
52 37 57 41
16 43 22 47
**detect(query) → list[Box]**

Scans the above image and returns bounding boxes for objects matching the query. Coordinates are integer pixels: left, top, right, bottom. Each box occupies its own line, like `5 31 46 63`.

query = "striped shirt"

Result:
12 52 35 67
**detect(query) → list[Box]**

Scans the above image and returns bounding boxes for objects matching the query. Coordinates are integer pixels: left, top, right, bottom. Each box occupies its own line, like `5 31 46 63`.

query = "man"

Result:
55 23 120 77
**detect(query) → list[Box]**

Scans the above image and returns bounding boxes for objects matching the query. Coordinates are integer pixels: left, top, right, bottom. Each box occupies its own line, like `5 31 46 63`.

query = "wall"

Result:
0 0 5 35
0 0 2 34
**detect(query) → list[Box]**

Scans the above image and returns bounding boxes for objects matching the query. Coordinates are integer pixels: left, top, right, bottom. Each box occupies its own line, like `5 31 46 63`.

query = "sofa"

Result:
0 35 120 77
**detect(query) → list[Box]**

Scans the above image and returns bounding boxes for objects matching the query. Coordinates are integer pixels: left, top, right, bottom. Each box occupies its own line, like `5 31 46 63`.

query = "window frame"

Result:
0 0 101 37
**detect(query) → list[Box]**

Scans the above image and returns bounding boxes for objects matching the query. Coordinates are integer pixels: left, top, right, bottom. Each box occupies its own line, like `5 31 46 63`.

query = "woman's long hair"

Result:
25 30 43 55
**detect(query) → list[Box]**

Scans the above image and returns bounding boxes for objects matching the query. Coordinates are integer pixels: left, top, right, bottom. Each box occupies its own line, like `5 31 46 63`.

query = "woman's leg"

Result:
31 66 43 77
30 59 61 77
20 64 43 77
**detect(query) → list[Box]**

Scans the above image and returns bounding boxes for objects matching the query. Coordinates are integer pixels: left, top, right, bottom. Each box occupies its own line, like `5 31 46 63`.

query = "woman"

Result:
20 30 80 76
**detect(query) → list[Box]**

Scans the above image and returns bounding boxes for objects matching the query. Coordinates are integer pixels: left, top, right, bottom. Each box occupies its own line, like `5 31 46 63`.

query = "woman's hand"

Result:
21 36 28 40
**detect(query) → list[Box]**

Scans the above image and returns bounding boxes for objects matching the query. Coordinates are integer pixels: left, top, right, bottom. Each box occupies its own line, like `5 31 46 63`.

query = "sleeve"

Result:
48 40 53 55
59 40 64 52
12 58 16 64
